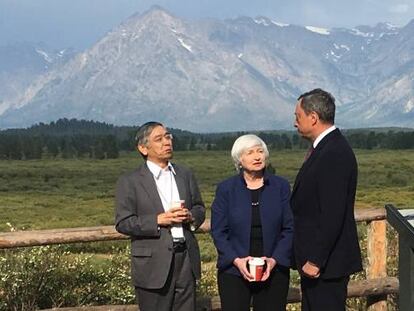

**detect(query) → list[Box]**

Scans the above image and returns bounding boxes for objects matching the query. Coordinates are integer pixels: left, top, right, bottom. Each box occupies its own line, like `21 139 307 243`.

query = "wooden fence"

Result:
0 207 399 311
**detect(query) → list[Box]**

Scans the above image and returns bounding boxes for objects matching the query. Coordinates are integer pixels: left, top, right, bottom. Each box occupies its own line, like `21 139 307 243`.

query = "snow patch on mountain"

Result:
254 18 270 26
36 49 53 63
350 28 374 37
405 99 414 113
271 21 289 27
177 37 192 52
305 26 330 35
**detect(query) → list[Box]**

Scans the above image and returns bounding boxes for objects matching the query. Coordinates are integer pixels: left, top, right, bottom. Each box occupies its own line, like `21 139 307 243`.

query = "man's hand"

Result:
157 207 192 226
233 257 254 281
302 261 320 278
181 208 193 223
260 257 276 281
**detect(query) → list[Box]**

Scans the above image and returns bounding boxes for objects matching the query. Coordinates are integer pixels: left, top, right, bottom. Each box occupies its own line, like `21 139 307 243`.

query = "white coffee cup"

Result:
248 257 265 281
171 200 185 209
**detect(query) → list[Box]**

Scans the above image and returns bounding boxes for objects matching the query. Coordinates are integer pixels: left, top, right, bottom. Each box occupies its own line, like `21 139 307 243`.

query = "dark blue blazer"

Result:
211 172 294 276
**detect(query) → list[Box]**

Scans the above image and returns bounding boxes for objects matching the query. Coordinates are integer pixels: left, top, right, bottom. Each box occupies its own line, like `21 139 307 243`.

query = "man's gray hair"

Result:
298 88 336 124
134 121 164 159
134 121 164 147
231 134 269 172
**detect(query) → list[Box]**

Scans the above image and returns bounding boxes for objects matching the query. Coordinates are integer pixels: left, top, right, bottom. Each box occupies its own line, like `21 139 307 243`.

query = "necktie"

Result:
304 146 314 161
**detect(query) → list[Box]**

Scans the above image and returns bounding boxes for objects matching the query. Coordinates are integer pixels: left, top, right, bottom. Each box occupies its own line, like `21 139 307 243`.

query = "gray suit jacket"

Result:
115 162 205 289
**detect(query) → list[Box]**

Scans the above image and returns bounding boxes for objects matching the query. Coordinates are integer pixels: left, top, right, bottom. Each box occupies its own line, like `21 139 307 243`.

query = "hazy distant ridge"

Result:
0 7 413 131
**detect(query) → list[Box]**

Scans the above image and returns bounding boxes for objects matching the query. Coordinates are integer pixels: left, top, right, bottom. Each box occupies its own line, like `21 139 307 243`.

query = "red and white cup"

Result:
248 257 265 281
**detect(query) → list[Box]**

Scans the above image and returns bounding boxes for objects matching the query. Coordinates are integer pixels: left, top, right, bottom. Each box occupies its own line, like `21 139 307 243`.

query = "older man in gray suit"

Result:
115 121 205 311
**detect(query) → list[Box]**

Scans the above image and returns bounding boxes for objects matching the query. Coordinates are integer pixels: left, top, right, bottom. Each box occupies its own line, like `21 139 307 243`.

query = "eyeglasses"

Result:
152 133 173 143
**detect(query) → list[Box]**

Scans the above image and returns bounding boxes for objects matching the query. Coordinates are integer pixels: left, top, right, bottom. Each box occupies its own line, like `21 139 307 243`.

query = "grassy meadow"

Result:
0 149 413 310
1 149 413 231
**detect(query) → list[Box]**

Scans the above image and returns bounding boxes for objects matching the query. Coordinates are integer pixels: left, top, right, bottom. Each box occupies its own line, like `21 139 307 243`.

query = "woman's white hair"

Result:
231 134 269 171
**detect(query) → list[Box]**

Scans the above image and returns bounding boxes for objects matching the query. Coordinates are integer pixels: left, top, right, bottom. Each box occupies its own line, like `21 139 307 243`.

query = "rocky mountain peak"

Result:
0 8 413 131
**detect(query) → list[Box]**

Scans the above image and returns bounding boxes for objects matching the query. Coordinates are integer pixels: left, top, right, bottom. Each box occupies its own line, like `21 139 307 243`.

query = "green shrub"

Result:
0 246 134 311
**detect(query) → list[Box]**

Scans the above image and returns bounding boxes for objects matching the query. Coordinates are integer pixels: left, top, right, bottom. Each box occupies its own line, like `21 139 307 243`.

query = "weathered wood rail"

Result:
0 207 398 311
0 208 385 248
39 277 398 311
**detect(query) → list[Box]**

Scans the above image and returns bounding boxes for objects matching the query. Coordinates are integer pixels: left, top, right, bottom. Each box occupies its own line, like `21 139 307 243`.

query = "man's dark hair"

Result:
298 88 335 124
135 121 164 158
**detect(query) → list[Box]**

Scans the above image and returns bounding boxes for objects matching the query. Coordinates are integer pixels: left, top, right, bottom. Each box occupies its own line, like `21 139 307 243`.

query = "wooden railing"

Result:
0 207 398 311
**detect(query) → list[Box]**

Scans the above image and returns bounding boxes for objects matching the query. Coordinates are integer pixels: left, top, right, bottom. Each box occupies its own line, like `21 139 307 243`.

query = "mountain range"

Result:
0 6 413 132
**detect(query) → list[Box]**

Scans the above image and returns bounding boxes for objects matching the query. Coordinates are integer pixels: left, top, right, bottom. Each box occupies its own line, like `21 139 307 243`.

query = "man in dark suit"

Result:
290 89 362 311
115 121 205 311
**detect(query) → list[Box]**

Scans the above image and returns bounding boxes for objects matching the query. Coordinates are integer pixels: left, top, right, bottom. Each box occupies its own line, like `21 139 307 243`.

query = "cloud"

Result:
389 4 409 14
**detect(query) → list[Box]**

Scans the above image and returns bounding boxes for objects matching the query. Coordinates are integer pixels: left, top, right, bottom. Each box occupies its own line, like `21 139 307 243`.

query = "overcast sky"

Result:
1 0 413 50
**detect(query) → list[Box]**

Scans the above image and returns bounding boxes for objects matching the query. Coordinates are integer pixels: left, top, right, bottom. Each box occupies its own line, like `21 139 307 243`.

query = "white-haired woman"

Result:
211 134 293 311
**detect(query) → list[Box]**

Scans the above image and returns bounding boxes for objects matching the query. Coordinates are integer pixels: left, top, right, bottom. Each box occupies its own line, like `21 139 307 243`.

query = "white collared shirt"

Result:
313 125 336 148
146 160 184 240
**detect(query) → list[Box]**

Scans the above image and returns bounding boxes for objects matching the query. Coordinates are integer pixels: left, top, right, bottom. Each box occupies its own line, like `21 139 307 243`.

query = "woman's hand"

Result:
233 257 254 281
260 257 276 281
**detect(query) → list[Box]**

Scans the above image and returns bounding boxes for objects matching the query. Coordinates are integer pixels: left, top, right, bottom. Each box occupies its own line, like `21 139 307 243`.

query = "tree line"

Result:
0 118 413 160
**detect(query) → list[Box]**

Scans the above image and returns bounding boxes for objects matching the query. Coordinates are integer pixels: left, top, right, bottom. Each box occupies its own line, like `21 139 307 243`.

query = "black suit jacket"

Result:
290 129 362 279
115 162 205 289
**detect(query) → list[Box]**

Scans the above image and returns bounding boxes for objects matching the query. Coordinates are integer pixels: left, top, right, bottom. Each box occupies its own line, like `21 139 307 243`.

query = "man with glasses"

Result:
115 121 205 311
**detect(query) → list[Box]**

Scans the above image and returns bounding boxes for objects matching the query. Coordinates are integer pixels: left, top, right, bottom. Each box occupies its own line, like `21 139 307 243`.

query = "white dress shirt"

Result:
146 160 185 240
313 125 336 148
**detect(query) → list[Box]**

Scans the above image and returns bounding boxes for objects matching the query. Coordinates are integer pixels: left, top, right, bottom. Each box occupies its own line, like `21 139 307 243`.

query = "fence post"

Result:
366 219 387 311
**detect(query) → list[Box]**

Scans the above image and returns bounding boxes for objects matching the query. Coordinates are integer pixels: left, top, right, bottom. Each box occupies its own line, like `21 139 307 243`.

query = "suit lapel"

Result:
292 149 317 195
138 164 165 214
173 165 187 201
